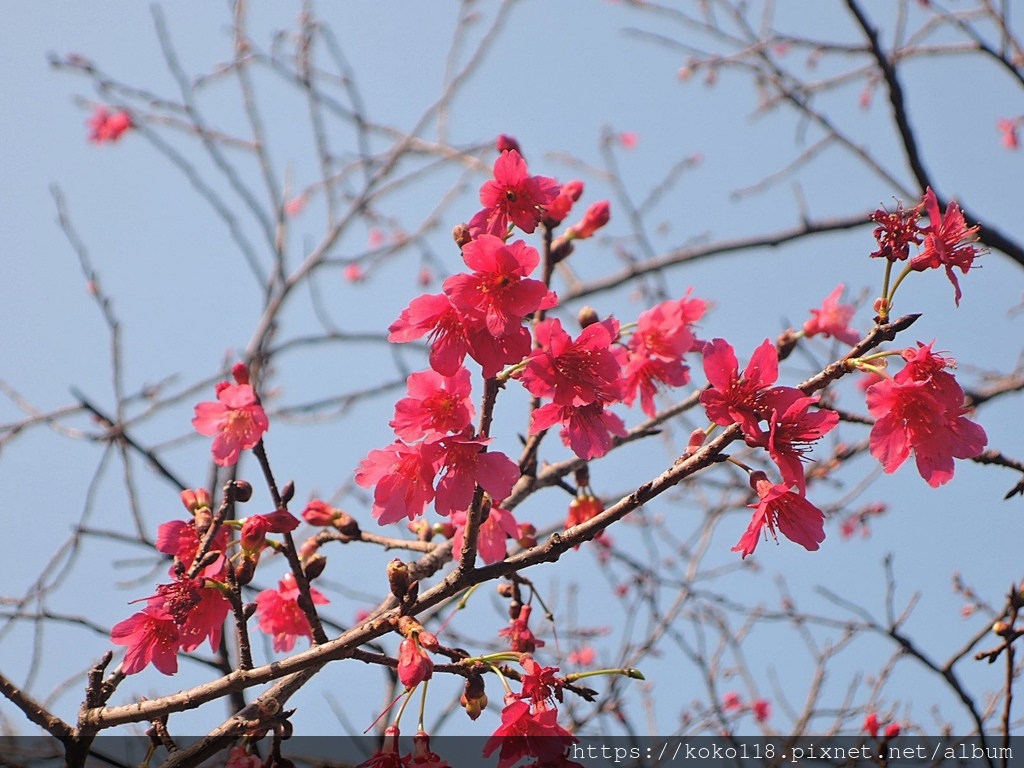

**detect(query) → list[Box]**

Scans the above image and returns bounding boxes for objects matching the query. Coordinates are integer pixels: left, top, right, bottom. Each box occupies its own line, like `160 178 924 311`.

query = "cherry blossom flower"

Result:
451 505 521 564
433 435 520 517
803 284 860 345
531 400 627 460
483 699 576 768
343 263 366 283
254 573 329 653
357 726 409 768
755 388 840 493
469 150 559 236
617 131 639 149
110 605 180 675
700 338 779 439
866 343 986 487
910 187 981 305
225 746 263 768
722 692 743 711
518 655 561 704
568 646 596 666
388 293 472 377
519 318 621 406
87 106 133 144
390 368 474 441
566 493 603 531
410 731 451 768
499 604 546 653
566 201 611 240
355 440 442 524
444 236 555 338
154 520 229 579
397 635 433 689
192 382 269 467
732 471 826 559
870 201 923 262
284 195 307 217
885 722 901 739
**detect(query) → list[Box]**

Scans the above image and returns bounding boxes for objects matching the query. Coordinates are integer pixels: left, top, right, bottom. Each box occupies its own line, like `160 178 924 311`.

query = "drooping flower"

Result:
444 236 555 338
410 732 451 768
519 318 621 407
397 635 433 689
110 605 180 675
254 572 329 653
483 699 577 768
518 655 561 705
870 201 923 262
732 471 826 558
470 150 559 236
499 604 545 653
803 284 860 346
390 368 474 441
910 187 981 305
87 106 133 144
451 505 521 565
700 339 779 439
357 726 409 768
192 383 269 467
355 440 442 525
866 343 986 487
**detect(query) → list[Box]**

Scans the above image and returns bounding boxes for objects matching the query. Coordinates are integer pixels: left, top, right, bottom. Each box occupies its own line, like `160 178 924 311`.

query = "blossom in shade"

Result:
566 201 611 240
803 285 860 345
866 343 986 487
433 435 520 517
910 188 981 305
88 106 133 143
470 150 559 236
519 318 621 406
451 505 521 565
732 471 826 558
110 605 180 675
410 731 451 768
700 339 779 439
356 440 442 524
499 604 545 653
388 293 472 377
255 572 329 653
444 236 555 338
483 698 577 768
192 383 269 467
870 201 923 262
226 747 263 768
390 368 474 441
356 726 408 768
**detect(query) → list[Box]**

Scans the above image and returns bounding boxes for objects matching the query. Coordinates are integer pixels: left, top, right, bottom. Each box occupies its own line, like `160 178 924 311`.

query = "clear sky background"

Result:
1 0 1022 740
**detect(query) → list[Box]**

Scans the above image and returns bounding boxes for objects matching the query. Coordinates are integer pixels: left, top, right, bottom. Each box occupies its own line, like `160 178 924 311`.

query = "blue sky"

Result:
1 0 1022 740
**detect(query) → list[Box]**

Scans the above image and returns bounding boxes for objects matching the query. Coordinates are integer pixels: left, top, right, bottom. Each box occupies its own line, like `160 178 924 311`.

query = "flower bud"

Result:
235 554 258 586
280 480 295 505
567 201 610 240
577 306 599 328
460 673 487 720
496 134 521 155
232 480 253 503
303 553 327 581
452 224 472 248
387 558 411 601
180 488 212 513
231 362 250 385
302 499 337 527
993 620 1011 636
516 523 537 549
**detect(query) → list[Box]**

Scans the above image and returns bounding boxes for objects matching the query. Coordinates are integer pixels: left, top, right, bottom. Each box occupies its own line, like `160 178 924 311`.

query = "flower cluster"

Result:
866 343 986 487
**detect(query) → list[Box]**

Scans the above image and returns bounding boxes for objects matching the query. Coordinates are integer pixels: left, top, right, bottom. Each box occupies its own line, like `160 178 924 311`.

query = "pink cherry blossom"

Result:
470 150 559 236
87 106 133 144
433 434 520 517
700 338 779 439
910 187 981 306
388 293 472 377
355 440 442 524
531 400 627 460
803 284 860 345
192 383 269 467
451 505 521 565
254 573 329 653
519 317 621 406
732 472 826 558
110 605 180 675
390 367 474 441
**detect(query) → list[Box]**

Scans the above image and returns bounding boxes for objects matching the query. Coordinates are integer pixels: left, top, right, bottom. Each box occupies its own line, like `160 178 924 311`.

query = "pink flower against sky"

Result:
732 471 825 558
432 434 519 517
255 573 329 653
390 367 474 442
87 106 133 144
110 605 180 675
519 317 621 407
803 284 860 345
700 338 779 439
910 187 981 305
192 382 268 466
355 440 442 524
469 149 559 237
